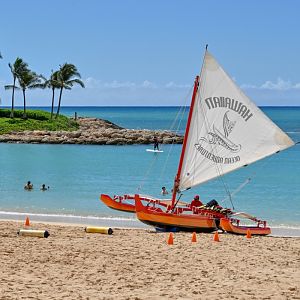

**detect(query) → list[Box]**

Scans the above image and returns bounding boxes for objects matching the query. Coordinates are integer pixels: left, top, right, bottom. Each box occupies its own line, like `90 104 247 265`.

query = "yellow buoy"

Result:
18 229 50 238
85 227 113 235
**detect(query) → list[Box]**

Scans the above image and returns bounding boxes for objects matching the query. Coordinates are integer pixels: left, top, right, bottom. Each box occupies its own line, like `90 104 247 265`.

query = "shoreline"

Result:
0 117 184 145
1 213 300 238
1 220 299 299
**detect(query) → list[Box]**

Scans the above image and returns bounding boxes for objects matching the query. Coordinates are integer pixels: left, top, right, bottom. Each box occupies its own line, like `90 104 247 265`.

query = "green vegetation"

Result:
0 109 79 134
1 51 85 120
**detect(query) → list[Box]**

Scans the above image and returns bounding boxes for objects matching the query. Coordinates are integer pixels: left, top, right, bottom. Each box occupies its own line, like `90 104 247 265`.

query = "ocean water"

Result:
0 106 300 235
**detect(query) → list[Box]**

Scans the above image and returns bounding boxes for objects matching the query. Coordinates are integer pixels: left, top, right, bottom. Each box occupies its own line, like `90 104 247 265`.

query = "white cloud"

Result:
83 78 189 90
260 78 292 90
165 81 191 89
84 76 300 93
103 80 136 89
141 80 157 89
240 83 257 89
0 78 8 86
84 77 101 88
84 78 136 89
241 77 300 91
1 76 299 106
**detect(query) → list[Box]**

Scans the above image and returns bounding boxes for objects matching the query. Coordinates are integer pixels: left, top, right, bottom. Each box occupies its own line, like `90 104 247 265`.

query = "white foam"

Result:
0 211 148 229
0 210 136 221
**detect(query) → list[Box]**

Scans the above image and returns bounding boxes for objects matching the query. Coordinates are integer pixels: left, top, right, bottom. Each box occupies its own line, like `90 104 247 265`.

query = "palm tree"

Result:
18 70 45 118
55 63 85 118
44 70 60 119
5 58 29 118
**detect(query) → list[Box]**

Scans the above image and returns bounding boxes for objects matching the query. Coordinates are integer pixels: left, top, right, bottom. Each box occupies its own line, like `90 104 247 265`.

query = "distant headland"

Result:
0 109 183 145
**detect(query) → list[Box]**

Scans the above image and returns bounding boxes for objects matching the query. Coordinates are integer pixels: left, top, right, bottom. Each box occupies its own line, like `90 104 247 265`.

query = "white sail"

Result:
179 51 295 191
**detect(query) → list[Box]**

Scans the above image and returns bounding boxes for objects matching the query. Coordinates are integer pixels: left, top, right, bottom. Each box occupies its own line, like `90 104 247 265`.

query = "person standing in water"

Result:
153 136 159 151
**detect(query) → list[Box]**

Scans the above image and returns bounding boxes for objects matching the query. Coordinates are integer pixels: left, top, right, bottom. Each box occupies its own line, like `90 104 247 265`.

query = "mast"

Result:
171 75 200 207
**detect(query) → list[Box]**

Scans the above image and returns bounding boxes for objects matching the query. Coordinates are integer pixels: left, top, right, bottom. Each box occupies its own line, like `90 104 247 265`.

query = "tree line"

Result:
0 51 85 119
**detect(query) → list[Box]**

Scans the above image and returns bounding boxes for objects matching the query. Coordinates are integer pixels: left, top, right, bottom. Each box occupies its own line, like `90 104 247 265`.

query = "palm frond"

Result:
68 78 85 88
8 57 30 78
5 85 20 90
18 70 45 90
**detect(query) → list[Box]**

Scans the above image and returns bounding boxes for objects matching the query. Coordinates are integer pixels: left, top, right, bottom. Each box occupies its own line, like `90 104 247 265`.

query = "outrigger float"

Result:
100 46 295 235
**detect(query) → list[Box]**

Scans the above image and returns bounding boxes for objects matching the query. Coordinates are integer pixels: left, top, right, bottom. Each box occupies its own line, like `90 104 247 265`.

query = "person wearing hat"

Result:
190 195 203 207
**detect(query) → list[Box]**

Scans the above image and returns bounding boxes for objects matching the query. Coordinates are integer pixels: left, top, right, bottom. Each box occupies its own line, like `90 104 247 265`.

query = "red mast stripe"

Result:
171 75 200 207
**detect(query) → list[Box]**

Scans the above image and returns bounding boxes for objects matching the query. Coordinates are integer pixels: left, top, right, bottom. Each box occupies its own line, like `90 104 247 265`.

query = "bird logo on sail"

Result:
198 111 241 153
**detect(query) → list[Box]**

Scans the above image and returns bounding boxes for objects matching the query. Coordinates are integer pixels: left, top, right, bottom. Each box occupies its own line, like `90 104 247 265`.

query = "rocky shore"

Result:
0 117 183 145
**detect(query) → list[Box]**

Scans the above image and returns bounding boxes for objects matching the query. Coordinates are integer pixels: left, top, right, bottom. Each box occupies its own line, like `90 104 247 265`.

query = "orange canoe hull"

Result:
220 218 271 235
100 194 136 213
135 195 217 232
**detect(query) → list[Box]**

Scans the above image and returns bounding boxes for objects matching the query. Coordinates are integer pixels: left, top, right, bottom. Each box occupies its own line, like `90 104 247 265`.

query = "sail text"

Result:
195 144 240 164
204 97 253 122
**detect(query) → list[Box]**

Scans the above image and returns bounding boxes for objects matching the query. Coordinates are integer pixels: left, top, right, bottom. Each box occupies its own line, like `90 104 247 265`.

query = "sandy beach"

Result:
0 221 299 299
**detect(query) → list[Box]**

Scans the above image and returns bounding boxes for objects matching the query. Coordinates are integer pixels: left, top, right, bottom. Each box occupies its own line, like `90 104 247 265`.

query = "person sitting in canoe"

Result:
205 199 231 214
153 136 159 151
24 181 33 190
206 199 219 207
190 195 203 207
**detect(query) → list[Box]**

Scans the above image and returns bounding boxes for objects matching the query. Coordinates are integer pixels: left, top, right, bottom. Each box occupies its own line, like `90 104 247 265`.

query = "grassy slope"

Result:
0 109 79 134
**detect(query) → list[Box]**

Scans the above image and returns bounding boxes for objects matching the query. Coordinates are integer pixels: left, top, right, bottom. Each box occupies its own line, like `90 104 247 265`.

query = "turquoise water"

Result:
0 106 300 234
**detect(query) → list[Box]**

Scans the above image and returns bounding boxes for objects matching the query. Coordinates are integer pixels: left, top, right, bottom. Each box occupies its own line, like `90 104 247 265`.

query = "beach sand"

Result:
0 221 299 299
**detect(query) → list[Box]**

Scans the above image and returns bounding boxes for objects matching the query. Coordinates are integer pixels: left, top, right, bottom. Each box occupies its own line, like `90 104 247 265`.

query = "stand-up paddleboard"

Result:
146 149 164 153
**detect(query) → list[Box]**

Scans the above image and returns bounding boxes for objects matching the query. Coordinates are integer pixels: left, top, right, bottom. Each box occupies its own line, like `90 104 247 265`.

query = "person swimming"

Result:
24 181 33 190
161 186 169 195
40 184 49 191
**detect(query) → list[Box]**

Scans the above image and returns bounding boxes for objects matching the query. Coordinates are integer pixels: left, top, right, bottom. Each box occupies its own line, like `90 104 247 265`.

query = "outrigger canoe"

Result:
101 193 270 235
100 47 295 235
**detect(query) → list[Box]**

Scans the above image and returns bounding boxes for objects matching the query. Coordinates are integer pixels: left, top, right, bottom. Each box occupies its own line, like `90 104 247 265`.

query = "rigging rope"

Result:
136 153 159 193
158 88 192 182
137 86 193 194
220 152 276 206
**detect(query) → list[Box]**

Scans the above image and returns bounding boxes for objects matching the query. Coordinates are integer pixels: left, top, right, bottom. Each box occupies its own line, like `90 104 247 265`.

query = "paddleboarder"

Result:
153 136 159 151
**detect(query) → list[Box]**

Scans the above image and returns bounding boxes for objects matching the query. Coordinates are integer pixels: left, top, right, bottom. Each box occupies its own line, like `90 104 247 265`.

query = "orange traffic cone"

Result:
213 231 220 242
191 232 197 243
246 229 252 239
25 217 30 227
167 232 174 245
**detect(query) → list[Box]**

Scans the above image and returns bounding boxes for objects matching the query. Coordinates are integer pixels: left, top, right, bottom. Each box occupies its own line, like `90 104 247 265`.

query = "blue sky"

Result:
0 0 300 106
